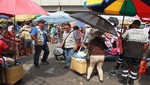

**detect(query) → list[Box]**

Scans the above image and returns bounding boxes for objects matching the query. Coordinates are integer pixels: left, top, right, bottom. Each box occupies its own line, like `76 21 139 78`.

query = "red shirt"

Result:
0 40 9 58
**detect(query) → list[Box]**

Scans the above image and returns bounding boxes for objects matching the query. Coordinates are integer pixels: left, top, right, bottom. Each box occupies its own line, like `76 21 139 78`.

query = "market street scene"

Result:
0 0 150 85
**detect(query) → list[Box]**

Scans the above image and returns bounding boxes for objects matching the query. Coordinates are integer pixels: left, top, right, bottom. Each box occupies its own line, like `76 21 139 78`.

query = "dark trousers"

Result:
34 44 50 65
121 56 141 80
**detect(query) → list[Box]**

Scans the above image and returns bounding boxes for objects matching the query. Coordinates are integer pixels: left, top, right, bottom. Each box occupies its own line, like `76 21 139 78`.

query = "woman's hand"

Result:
81 42 87 49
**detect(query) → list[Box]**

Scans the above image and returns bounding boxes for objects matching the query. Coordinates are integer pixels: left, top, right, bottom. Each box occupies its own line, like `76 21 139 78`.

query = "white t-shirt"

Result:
122 28 149 59
143 27 150 35
122 28 149 43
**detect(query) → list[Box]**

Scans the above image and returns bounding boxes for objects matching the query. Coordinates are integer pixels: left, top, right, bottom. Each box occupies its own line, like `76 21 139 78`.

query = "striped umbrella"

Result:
86 0 150 17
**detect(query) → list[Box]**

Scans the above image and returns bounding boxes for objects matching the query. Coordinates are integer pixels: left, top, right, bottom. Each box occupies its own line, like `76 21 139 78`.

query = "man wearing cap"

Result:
119 20 149 85
31 20 50 68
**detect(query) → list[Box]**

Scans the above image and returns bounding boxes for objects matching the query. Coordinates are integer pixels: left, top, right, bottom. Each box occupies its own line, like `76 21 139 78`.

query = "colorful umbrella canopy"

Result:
34 12 75 24
0 0 48 15
0 15 9 19
35 15 41 19
70 20 85 27
70 12 118 36
13 15 35 22
142 0 150 6
86 0 150 17
140 17 150 23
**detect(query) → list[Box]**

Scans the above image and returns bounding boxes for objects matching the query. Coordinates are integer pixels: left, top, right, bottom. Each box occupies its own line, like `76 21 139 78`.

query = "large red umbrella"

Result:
0 0 48 15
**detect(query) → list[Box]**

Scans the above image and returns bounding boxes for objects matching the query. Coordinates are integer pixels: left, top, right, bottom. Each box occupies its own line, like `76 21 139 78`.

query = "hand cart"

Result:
0 52 24 85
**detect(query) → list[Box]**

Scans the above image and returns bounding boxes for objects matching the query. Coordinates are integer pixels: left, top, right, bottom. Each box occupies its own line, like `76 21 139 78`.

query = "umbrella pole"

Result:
121 0 128 34
121 15 125 34
13 15 17 65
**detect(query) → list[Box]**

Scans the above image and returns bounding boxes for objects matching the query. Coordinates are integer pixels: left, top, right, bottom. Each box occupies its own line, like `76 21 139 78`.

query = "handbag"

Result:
138 59 147 75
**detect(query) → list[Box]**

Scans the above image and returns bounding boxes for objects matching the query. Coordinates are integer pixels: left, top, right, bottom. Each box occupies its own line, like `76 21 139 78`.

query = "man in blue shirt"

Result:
31 20 50 68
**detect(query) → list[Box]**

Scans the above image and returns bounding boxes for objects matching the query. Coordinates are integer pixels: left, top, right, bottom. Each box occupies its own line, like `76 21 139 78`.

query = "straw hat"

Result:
21 25 29 31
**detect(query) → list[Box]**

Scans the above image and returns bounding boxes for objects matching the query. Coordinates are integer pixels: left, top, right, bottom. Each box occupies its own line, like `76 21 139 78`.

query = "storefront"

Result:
33 0 88 13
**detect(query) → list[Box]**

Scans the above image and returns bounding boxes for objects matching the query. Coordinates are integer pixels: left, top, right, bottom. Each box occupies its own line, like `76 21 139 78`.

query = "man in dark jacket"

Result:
119 20 149 85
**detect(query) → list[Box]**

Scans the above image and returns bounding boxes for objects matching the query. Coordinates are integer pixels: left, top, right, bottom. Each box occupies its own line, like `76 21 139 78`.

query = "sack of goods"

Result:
70 51 88 74
0 57 14 67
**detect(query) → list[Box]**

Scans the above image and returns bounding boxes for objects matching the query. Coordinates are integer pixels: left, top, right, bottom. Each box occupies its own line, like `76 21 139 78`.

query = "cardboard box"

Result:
2 65 24 85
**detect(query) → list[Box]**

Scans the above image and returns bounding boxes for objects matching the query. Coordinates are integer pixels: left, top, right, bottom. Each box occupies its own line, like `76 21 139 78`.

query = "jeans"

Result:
64 48 74 67
34 44 50 65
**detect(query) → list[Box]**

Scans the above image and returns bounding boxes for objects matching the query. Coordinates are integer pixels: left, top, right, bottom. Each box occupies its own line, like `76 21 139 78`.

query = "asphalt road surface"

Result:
16 44 150 85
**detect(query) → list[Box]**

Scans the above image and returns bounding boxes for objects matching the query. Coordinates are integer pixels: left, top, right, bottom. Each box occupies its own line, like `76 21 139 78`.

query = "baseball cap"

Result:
38 20 46 23
132 20 141 26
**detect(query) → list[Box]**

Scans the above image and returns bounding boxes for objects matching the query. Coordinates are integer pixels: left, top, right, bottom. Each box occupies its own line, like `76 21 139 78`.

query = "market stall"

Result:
0 0 48 84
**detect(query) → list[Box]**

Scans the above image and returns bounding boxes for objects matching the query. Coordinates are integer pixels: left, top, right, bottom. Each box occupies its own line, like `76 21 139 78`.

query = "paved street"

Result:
17 44 150 85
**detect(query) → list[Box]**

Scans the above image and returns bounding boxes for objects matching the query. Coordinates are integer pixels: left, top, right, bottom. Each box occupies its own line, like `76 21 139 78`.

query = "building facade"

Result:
33 0 88 13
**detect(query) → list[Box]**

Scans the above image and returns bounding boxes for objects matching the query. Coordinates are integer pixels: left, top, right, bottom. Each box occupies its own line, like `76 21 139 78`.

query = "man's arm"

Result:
144 43 149 53
59 40 65 48
73 31 81 51
47 33 55 42
122 30 129 39
31 34 38 44
31 28 38 44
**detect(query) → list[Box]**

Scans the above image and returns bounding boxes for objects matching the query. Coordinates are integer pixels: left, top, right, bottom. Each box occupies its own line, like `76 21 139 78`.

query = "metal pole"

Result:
14 15 17 66
121 0 128 34
2 57 8 84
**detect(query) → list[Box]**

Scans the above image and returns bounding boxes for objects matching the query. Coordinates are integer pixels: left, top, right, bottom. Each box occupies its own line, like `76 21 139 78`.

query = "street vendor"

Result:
0 27 13 58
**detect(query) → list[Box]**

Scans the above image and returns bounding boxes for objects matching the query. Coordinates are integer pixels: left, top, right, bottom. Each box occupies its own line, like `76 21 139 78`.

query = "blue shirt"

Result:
16 25 21 31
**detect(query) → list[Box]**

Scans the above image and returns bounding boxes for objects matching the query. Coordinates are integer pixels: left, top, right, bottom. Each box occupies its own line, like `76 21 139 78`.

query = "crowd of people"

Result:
0 18 150 85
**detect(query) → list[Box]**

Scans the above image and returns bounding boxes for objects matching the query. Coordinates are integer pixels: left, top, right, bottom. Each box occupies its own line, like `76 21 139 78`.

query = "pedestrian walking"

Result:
49 24 56 43
59 23 81 69
31 20 50 68
118 20 149 85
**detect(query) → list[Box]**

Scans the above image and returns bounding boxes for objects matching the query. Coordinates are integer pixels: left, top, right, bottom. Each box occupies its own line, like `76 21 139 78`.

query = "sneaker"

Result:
109 70 118 77
128 78 134 85
63 66 70 69
82 75 90 81
41 61 49 65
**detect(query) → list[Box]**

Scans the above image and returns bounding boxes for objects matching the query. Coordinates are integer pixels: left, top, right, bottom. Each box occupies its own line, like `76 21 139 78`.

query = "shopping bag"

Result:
138 59 147 75
70 57 87 74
